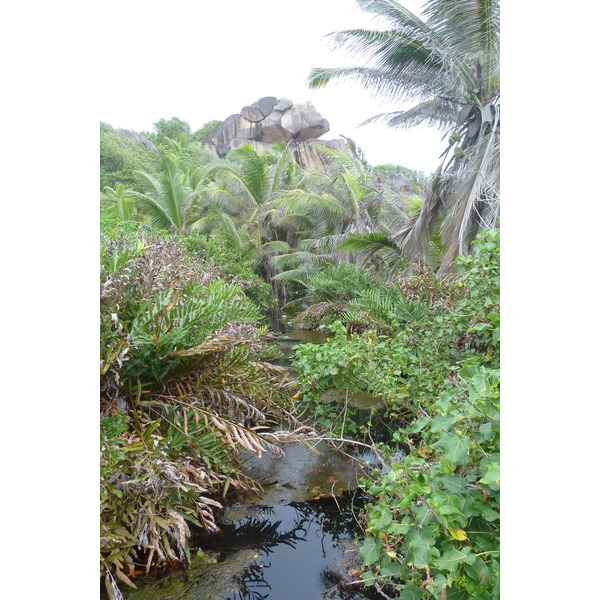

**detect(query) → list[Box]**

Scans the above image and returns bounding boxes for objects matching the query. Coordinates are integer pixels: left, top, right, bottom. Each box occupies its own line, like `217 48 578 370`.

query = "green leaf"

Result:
360 536 382 566
439 474 470 495
445 587 472 599
411 544 431 568
487 312 499 327
411 417 430 433
479 462 500 486
433 433 470 464
361 570 375 586
380 561 403 577
458 365 479 380
471 374 491 397
373 507 393 530
482 506 499 522
408 532 433 567
400 587 424 599
431 414 458 433
389 522 411 535
433 547 475 572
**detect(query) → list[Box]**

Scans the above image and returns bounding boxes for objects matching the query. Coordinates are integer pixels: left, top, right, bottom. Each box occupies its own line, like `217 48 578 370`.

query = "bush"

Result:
291 229 500 597
100 231 292 591
100 123 160 191
184 232 277 318
357 229 500 599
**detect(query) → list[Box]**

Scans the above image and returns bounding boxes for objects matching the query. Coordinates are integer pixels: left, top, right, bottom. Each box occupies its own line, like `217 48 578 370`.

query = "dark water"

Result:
192 493 381 600
121 440 391 600
270 311 333 367
117 314 403 599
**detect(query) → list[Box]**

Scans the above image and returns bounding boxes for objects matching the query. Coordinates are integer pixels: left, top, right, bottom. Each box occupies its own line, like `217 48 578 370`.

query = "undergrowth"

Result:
292 229 500 599
100 229 294 595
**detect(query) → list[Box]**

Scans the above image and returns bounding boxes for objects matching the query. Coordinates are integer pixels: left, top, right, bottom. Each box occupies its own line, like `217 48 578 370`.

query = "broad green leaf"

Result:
408 482 432 495
459 365 479 380
380 561 402 577
464 556 490 587
389 522 411 535
482 506 499 522
360 536 382 566
445 586 472 599
487 312 499 327
361 570 375 586
408 532 433 567
433 433 470 464
480 462 500 486
433 547 475 572
373 507 393 530
400 587 423 599
411 543 431 567
438 504 463 516
411 417 430 433
431 414 458 433
471 374 491 396
439 474 471 495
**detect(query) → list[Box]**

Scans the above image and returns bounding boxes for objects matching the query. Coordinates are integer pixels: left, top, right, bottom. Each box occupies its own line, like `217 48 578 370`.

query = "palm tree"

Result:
275 144 382 244
308 0 500 274
201 143 302 287
271 143 396 281
101 182 138 222
134 154 202 234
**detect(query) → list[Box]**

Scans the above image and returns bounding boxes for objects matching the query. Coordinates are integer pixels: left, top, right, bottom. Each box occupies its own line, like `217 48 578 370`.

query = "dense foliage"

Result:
309 0 500 273
100 226 294 593
100 3 501 588
292 229 499 598
100 123 160 191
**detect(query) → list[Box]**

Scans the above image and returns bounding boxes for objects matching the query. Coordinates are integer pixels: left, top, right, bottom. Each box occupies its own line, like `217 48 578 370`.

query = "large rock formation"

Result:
202 96 331 159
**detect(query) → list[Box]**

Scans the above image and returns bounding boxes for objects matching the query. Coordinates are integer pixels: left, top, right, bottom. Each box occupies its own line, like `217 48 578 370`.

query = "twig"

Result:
375 580 395 600
262 432 376 450
330 481 342 514
340 388 350 436
345 573 395 586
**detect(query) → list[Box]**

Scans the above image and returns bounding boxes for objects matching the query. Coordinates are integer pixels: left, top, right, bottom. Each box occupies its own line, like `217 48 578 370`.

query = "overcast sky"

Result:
98 0 444 174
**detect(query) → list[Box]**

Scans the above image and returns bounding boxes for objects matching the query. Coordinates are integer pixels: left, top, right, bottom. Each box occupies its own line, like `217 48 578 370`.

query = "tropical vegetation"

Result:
309 0 500 274
99 1 500 597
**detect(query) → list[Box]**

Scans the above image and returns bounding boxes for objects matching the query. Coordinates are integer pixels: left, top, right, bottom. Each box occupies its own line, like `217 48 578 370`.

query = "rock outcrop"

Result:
116 129 163 157
292 138 356 173
202 96 331 159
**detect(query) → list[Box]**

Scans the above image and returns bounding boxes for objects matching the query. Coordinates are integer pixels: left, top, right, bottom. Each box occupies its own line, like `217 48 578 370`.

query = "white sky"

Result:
98 0 443 174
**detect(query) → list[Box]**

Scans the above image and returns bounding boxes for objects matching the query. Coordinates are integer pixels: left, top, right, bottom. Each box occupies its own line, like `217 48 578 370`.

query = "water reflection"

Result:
196 492 384 600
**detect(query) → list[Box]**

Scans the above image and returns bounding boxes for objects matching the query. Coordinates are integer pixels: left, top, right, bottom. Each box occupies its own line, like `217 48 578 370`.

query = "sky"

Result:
97 0 444 174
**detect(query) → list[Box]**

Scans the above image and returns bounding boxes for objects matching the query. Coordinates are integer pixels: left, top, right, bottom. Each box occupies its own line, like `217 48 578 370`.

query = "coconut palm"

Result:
200 143 303 292
271 142 396 282
275 143 382 245
134 153 204 234
308 0 500 274
101 182 138 222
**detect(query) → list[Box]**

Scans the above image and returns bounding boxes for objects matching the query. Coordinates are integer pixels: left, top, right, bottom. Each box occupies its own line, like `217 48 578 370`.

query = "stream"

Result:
119 315 400 600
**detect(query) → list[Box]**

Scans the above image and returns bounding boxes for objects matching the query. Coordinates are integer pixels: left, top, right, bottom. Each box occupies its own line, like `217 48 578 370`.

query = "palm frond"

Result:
274 189 346 219
361 97 462 131
228 145 271 205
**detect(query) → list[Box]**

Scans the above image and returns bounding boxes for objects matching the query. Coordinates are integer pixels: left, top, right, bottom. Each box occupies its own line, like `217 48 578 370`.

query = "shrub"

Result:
356 229 500 599
100 123 160 191
100 231 293 591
